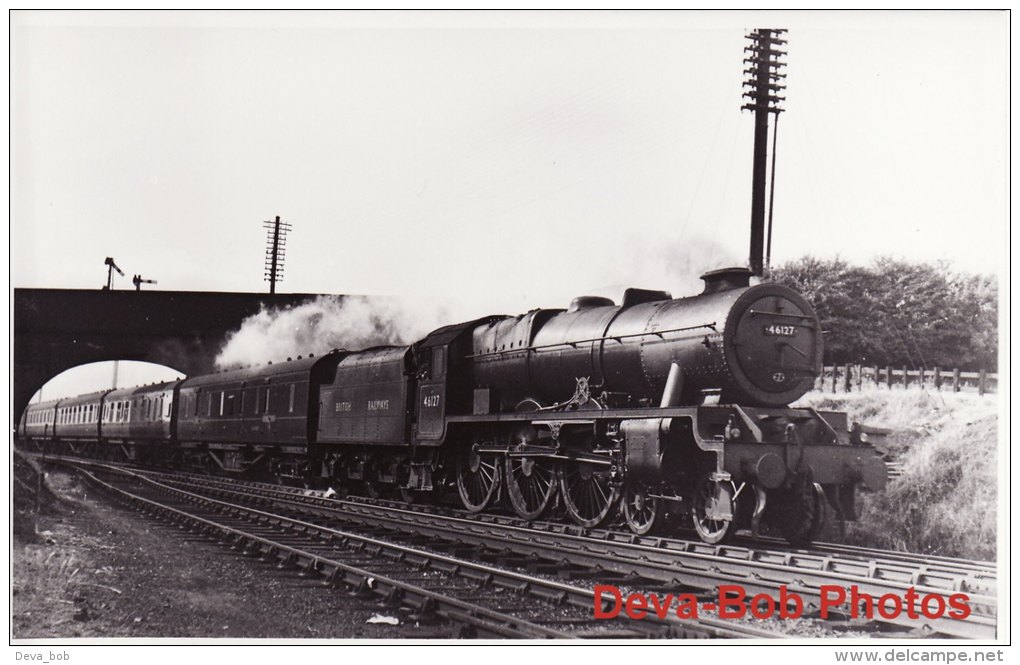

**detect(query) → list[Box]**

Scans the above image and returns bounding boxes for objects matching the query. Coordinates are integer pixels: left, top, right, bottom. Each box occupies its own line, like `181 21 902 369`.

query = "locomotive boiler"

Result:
18 268 887 547
471 268 821 411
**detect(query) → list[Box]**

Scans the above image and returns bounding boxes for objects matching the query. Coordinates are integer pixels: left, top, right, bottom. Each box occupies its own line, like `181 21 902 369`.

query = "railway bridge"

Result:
13 289 331 425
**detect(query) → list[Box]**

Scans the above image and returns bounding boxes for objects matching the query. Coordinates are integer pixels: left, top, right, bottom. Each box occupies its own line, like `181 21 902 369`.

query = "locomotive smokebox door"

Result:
416 345 447 440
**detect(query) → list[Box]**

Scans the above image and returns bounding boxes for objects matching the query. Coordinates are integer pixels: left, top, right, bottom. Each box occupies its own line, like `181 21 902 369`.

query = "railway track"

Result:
61 460 785 640
148 469 997 594
54 459 996 640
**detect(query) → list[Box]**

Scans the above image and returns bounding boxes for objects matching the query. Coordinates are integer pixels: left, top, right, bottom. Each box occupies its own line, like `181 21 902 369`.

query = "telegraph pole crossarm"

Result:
263 215 292 294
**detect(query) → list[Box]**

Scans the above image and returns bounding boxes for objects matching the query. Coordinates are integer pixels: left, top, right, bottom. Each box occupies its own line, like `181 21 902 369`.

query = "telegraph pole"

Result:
742 28 787 277
263 215 291 294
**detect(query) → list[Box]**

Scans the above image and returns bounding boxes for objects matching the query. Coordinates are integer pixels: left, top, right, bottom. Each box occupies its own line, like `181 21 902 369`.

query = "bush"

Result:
795 391 998 560
771 257 997 371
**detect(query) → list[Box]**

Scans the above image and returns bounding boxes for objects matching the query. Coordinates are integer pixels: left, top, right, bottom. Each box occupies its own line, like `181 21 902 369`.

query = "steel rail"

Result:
66 461 783 640
34 456 997 639
73 465 573 639
146 467 996 594
145 471 996 640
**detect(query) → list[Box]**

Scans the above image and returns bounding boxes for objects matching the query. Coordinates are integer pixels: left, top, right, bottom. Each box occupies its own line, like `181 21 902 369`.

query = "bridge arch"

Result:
14 289 331 426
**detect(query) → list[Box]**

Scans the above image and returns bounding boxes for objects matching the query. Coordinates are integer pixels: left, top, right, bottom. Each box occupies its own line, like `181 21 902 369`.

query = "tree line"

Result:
769 257 998 371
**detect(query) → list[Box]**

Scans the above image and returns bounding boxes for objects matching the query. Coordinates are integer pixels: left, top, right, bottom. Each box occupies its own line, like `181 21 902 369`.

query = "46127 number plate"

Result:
763 324 797 337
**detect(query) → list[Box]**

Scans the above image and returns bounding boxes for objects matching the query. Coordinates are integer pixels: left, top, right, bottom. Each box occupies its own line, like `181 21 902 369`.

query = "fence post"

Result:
919 367 926 388
885 366 892 390
856 364 863 391
843 364 852 393
934 366 941 391
831 366 837 393
979 370 987 396
902 365 908 389
952 368 961 392
873 365 880 387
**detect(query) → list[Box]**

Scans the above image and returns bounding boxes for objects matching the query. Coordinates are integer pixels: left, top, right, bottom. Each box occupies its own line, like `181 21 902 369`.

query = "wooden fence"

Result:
816 364 998 395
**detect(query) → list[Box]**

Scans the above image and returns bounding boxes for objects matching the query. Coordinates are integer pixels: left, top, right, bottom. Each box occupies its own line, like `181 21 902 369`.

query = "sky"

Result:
11 10 1009 399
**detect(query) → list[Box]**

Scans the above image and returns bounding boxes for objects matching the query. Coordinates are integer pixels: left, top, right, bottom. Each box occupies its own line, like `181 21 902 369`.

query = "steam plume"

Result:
214 295 449 369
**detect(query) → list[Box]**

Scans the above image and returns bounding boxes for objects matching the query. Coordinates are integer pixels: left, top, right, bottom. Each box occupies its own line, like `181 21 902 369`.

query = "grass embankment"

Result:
794 390 999 561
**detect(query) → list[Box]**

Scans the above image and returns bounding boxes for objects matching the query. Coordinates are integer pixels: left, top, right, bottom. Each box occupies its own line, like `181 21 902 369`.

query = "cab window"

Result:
432 347 445 379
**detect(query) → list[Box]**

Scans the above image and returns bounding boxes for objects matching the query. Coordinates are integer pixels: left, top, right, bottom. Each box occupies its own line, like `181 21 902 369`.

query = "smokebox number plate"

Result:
763 324 797 337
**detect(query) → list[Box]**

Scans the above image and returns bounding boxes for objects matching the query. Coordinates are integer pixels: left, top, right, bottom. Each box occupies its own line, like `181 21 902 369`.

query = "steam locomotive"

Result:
18 267 887 545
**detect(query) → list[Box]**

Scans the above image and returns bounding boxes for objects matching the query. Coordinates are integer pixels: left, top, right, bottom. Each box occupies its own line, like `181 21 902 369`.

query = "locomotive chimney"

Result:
700 267 753 295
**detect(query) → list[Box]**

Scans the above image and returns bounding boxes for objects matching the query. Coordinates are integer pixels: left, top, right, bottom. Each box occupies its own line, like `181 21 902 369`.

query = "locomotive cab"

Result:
413 316 503 444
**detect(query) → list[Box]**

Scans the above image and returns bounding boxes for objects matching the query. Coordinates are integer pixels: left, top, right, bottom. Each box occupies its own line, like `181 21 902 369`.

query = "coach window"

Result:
263 386 271 414
288 384 296 413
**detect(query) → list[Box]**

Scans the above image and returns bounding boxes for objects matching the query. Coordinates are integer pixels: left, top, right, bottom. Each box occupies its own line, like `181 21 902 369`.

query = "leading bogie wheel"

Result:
559 461 618 528
622 483 663 536
768 481 825 547
691 474 737 544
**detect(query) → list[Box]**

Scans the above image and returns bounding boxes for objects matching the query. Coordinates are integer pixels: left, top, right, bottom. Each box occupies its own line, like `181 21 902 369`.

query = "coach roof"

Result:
178 351 344 389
